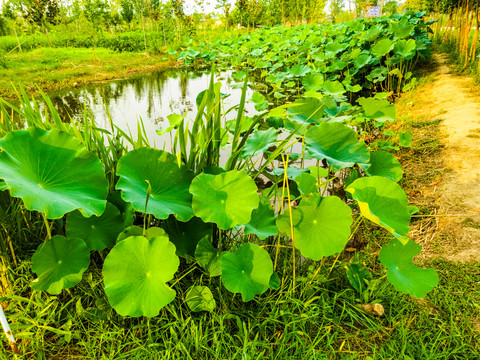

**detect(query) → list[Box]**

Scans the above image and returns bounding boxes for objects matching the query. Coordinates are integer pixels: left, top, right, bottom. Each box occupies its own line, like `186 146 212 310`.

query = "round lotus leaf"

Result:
277 195 352 261
346 176 410 239
116 226 166 243
241 128 278 158
31 235 91 295
189 170 259 230
102 235 179 317
244 201 278 240
379 238 439 298
371 38 394 58
66 202 125 251
221 243 273 302
185 285 216 312
305 122 370 170
0 128 108 219
364 151 403 182
195 237 222 277
116 148 194 222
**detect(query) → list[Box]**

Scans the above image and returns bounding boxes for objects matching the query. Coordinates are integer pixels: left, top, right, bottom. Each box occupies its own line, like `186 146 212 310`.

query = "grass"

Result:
0 47 176 100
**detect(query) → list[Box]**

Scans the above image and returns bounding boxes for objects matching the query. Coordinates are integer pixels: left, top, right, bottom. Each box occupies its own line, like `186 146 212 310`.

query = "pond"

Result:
32 68 256 147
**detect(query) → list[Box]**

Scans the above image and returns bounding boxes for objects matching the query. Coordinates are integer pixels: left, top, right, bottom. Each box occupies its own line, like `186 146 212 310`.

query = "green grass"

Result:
1 241 479 359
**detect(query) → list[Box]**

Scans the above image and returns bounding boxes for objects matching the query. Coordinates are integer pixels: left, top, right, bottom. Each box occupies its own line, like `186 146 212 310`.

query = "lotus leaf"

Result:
393 23 415 39
0 128 108 219
164 216 212 257
276 194 352 261
307 166 328 179
357 97 396 123
185 286 216 312
251 92 269 111
189 170 259 230
305 122 370 170
398 132 413 147
354 54 372 69
102 235 179 317
321 81 346 99
241 128 278 158
221 243 273 302
394 39 417 58
364 151 403 182
116 226 166 243
379 238 439 298
346 176 410 239
244 201 278 239
269 272 280 290
67 202 125 251
302 74 324 91
31 235 91 294
289 64 311 77
295 173 317 194
286 97 325 126
195 237 222 277
116 148 194 221
0 180 8 191
371 38 394 58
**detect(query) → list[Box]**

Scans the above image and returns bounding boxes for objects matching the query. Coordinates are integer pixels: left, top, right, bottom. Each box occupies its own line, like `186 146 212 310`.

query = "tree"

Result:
120 0 134 28
330 0 344 22
383 0 397 15
22 0 60 44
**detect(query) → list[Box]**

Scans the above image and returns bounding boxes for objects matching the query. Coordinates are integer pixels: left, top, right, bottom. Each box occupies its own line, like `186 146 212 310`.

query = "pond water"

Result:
34 68 256 147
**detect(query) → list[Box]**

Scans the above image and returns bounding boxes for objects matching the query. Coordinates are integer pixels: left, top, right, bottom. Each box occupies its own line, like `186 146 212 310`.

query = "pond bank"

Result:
0 47 179 101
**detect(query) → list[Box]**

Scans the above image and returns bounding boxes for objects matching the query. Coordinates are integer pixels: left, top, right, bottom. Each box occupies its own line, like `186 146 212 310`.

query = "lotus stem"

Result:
282 153 296 292
41 213 51 241
0 304 18 354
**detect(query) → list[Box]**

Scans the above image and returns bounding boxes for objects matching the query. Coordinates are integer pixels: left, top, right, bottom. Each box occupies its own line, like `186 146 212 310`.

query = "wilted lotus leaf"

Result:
244 201 278 239
241 128 278 158
189 170 259 230
221 243 273 302
276 194 352 261
364 150 403 182
116 148 194 221
67 202 125 251
346 176 410 239
305 122 370 170
102 235 179 317
379 238 439 298
0 128 108 219
31 235 91 294
185 285 216 312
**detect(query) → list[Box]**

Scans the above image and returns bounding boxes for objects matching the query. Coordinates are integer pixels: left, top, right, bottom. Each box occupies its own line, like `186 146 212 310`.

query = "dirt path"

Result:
402 53 480 263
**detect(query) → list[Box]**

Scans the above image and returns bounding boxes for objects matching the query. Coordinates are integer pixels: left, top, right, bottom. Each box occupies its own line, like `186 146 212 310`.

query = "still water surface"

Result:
40 69 255 147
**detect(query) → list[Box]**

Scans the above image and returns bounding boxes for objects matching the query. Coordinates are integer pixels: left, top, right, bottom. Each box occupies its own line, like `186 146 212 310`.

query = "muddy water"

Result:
35 69 255 147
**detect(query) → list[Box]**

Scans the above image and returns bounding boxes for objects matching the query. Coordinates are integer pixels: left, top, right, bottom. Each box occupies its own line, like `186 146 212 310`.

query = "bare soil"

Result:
398 53 480 263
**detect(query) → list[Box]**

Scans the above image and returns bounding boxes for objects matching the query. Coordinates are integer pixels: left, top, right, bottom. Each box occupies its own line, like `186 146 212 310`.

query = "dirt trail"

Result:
406 53 480 262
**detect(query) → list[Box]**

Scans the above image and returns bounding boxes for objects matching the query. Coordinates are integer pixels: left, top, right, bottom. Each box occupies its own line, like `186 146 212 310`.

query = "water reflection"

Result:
38 69 255 147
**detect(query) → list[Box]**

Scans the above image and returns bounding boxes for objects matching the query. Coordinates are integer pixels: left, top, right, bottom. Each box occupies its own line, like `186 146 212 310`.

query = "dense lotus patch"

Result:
0 127 108 219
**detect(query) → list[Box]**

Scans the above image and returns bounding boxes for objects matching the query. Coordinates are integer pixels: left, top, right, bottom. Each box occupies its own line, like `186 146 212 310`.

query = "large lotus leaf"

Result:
185 285 216 312
244 201 278 239
221 243 273 302
357 97 396 123
164 216 212 257
346 176 410 239
364 151 403 182
302 73 324 91
392 23 415 39
116 226 166 243
288 64 311 77
321 81 346 99
276 195 352 261
31 235 91 294
116 148 194 221
305 122 370 170
354 54 372 69
286 97 325 125
189 170 259 230
195 237 222 277
241 128 278 158
0 128 108 219
371 38 394 58
394 39 417 58
66 202 125 251
379 238 439 298
102 235 179 317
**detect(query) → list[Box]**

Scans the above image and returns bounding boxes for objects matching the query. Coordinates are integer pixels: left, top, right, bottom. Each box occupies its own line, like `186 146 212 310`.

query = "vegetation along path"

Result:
402 53 480 263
